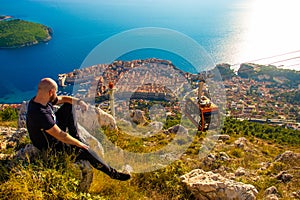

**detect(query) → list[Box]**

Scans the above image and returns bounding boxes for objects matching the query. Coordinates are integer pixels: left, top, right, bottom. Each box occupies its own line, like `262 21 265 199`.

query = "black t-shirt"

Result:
26 98 58 151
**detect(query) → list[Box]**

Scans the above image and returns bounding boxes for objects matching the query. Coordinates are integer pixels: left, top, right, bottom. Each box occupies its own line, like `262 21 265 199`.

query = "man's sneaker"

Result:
110 171 131 181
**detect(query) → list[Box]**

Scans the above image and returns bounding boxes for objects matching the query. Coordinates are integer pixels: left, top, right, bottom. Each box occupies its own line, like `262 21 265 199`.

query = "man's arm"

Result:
56 95 79 105
46 124 89 150
56 96 88 111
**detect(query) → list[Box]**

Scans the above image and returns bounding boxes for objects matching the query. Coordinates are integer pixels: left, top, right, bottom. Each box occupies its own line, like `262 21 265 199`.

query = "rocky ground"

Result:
187 135 300 200
1 125 299 199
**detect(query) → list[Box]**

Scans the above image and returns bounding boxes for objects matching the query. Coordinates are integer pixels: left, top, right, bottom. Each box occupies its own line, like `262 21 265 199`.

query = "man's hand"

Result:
78 100 88 112
46 125 90 150
56 96 88 112
78 141 89 150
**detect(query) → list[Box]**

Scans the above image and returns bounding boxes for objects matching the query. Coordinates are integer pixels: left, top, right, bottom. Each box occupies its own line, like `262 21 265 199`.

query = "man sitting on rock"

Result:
26 78 130 181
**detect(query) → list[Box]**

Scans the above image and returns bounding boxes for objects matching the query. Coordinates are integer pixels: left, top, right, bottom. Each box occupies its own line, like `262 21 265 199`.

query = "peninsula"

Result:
0 16 52 48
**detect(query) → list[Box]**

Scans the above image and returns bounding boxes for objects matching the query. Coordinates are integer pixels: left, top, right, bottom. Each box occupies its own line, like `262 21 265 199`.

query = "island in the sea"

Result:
0 15 52 48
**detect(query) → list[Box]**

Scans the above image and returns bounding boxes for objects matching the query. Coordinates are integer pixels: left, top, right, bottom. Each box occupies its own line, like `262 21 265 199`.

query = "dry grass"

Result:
0 119 299 199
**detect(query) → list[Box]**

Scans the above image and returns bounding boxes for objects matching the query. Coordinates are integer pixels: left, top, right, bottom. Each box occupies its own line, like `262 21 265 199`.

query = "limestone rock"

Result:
276 171 293 182
149 121 163 131
264 194 279 200
274 151 300 163
219 152 230 161
14 144 40 161
210 134 230 142
234 137 248 149
18 101 29 129
218 134 230 141
95 106 117 130
202 153 217 167
264 186 280 200
0 127 27 152
75 105 117 131
203 152 231 168
76 122 104 157
235 167 246 177
290 191 300 199
181 169 258 200
164 124 188 135
130 109 147 125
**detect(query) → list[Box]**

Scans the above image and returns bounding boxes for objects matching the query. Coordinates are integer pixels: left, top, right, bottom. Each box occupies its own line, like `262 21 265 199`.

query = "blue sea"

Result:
0 0 299 103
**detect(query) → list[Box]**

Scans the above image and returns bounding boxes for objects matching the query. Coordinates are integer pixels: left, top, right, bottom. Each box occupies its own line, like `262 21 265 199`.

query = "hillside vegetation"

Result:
0 114 299 199
0 19 52 48
237 63 300 87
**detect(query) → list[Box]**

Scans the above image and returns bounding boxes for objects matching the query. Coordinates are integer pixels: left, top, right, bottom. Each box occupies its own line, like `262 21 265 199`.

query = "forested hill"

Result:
237 63 300 87
213 63 300 88
0 17 52 48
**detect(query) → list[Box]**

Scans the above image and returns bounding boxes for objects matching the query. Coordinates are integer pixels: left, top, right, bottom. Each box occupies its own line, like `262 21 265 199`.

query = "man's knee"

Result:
59 103 73 111
56 103 73 116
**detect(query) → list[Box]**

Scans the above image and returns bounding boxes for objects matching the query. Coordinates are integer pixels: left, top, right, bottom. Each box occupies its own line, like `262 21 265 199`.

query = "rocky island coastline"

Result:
0 15 52 48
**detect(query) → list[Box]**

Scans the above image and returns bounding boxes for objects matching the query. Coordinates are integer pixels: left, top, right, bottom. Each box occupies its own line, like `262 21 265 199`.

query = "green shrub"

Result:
0 107 18 122
230 148 244 158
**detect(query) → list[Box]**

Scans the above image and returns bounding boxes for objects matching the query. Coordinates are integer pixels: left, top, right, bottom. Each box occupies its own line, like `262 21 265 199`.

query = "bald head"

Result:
38 78 58 92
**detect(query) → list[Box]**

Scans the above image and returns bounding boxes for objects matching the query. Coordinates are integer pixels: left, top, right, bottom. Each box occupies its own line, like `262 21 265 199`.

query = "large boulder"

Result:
76 122 104 157
181 169 258 200
95 106 117 130
75 105 117 131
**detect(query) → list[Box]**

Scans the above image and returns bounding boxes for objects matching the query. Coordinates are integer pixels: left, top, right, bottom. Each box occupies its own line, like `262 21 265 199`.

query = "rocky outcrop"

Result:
238 63 256 78
216 134 230 142
76 122 104 157
291 191 300 199
0 127 27 155
264 186 280 200
274 151 300 163
14 143 40 161
275 171 293 183
235 167 246 177
234 137 248 149
202 152 230 168
181 169 258 200
72 105 117 131
164 124 188 135
130 109 147 125
95 106 117 130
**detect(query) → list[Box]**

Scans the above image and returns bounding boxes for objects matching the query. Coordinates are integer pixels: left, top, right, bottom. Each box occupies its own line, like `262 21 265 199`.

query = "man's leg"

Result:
55 103 130 181
55 103 80 139
76 148 130 181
